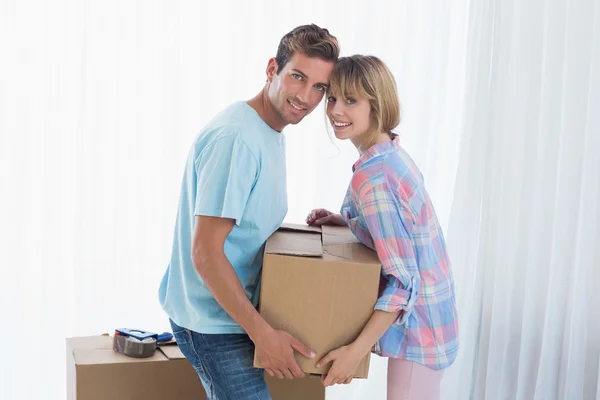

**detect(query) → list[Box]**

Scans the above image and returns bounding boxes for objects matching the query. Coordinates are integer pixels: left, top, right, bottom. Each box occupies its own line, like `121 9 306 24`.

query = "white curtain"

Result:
441 0 600 399
1 0 598 399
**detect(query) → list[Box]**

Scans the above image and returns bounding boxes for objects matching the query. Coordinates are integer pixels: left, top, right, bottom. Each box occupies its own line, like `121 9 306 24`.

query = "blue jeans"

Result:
169 319 271 400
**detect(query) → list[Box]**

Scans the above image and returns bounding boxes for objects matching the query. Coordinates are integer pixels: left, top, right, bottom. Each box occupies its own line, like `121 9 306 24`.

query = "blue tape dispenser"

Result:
113 328 173 358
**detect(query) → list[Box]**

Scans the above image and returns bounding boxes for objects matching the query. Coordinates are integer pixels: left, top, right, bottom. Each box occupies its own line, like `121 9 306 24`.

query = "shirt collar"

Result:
352 137 400 172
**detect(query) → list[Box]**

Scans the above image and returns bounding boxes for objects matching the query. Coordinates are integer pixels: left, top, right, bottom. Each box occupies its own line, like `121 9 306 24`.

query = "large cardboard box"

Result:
254 224 381 378
66 335 325 400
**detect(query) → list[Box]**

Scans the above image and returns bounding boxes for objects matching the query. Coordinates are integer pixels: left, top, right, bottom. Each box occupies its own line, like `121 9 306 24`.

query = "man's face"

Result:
266 52 335 126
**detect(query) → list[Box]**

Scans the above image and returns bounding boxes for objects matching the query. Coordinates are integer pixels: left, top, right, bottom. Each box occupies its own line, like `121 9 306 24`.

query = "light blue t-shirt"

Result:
158 101 288 334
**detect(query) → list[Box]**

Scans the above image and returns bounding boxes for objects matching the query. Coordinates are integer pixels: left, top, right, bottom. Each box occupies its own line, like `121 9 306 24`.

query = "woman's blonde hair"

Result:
327 55 400 148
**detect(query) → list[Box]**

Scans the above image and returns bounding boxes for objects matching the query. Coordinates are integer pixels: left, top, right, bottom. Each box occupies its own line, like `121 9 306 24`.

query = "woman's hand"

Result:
306 209 346 227
316 344 366 387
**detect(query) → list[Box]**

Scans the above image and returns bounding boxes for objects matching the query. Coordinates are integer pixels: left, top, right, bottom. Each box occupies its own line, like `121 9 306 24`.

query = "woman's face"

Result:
326 92 372 142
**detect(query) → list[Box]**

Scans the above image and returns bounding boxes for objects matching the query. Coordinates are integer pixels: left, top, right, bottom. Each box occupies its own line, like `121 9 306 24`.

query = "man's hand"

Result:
254 327 315 380
306 208 346 227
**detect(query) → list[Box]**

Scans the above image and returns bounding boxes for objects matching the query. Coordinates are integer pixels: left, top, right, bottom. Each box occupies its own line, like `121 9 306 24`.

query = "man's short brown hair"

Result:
275 24 340 73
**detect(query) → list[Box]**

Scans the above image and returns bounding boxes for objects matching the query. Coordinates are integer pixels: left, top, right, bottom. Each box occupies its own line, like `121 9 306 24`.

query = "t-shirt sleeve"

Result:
193 134 258 225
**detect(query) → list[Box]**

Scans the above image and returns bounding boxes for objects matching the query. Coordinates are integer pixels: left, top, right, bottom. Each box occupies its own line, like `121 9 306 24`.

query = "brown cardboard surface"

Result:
279 222 322 233
67 335 325 400
157 342 187 360
256 225 381 378
67 335 203 400
321 225 359 245
265 229 323 257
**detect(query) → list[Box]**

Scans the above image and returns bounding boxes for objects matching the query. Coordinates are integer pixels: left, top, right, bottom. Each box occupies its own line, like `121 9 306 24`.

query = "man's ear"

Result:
266 57 278 82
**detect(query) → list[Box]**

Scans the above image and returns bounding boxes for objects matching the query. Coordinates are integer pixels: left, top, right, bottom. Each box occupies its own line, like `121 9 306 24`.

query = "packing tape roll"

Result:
113 334 157 358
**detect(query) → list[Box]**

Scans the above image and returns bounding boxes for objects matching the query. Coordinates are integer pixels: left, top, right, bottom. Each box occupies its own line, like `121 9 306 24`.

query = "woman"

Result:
306 55 459 400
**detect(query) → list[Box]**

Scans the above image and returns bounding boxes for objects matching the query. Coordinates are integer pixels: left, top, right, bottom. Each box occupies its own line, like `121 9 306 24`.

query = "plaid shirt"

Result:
341 138 459 370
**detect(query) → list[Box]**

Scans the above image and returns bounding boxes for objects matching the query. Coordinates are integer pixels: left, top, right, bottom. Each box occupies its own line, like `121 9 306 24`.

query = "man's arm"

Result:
192 215 315 379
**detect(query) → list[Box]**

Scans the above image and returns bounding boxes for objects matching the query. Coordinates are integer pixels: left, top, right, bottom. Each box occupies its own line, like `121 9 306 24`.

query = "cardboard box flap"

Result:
321 225 359 245
279 222 322 234
265 225 323 257
158 343 187 360
265 223 381 262
67 336 168 365
322 226 381 265
323 243 381 264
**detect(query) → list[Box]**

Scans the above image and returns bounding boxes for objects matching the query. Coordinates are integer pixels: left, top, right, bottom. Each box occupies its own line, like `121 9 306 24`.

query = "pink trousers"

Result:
387 359 444 400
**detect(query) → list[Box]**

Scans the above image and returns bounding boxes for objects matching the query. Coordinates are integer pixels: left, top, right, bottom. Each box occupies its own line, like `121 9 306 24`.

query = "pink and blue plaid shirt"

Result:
341 137 459 370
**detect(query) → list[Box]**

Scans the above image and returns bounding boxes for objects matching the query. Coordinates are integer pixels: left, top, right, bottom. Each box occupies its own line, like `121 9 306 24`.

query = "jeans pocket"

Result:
169 319 193 342
169 320 198 361
172 329 192 347
169 318 188 334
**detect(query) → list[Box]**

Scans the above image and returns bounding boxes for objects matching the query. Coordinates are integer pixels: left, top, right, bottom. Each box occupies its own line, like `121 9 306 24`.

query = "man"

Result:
158 24 339 399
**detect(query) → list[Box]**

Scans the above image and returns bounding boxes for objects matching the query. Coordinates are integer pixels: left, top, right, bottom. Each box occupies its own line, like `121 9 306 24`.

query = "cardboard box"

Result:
66 335 325 400
254 223 381 378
